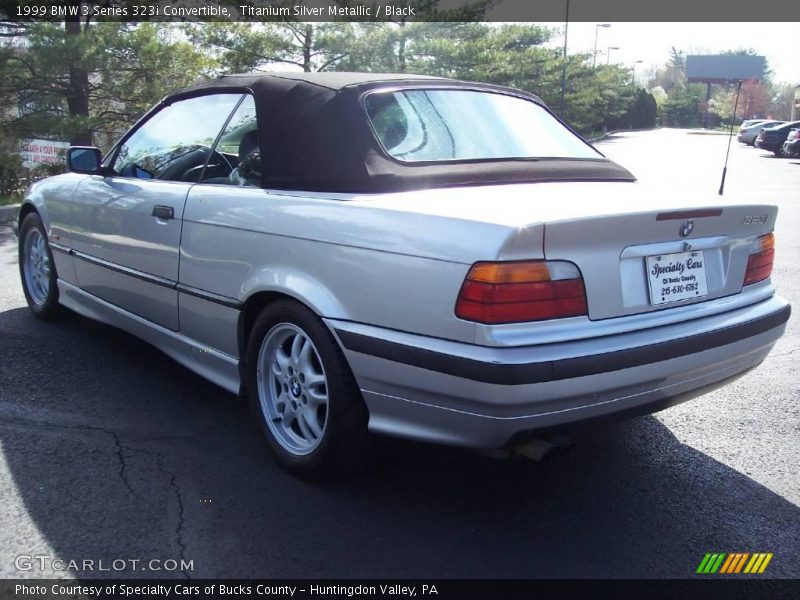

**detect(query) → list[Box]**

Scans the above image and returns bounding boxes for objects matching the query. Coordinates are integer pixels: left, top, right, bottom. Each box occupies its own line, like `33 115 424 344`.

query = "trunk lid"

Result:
353 180 776 320
539 189 776 320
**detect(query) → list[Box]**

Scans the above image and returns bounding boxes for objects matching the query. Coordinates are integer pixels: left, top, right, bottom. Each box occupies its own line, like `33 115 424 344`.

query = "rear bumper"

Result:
328 295 790 448
755 139 779 151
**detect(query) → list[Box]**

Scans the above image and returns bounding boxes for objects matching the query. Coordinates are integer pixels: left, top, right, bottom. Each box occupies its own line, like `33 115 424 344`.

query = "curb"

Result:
588 131 614 143
588 127 658 143
0 203 20 225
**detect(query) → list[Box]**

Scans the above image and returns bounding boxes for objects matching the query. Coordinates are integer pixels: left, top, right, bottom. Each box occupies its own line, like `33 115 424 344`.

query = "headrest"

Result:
238 130 259 159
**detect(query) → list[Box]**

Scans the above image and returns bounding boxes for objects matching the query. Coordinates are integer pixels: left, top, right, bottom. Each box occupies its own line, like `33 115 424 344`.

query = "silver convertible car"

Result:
18 72 790 478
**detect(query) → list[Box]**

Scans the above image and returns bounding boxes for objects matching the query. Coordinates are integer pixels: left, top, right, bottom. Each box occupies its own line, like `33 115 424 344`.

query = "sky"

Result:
541 22 800 85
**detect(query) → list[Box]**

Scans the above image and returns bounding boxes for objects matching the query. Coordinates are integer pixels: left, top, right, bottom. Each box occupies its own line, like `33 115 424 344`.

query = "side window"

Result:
112 93 243 182
201 95 261 187
365 92 426 156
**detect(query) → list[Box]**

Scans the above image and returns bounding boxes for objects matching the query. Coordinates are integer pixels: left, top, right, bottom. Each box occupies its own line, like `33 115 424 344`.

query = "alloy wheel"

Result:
256 323 329 455
22 227 50 306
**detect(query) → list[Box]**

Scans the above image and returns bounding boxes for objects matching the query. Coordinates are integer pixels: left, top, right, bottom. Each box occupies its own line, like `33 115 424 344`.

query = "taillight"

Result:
455 260 588 324
743 233 775 286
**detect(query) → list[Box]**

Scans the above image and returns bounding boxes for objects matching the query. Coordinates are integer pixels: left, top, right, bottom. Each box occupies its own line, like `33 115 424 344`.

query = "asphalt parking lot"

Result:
0 128 798 579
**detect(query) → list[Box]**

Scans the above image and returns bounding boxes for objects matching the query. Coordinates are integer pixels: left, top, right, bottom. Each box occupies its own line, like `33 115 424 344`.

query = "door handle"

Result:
152 205 174 220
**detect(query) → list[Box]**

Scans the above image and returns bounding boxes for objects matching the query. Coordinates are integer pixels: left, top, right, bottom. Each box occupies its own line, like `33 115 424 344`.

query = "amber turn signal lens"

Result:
467 261 552 284
757 232 775 252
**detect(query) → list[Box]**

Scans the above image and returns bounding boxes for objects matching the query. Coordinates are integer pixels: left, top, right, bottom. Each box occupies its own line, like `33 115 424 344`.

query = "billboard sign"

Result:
19 138 69 168
686 55 765 83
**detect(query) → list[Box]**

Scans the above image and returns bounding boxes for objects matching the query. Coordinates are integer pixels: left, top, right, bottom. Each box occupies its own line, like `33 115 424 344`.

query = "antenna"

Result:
718 79 743 196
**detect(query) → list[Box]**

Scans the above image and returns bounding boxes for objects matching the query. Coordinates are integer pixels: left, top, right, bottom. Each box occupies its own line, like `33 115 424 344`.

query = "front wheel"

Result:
245 300 378 480
18 212 60 319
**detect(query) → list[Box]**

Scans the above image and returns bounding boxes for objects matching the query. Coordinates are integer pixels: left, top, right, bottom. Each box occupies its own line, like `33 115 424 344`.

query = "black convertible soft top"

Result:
168 72 635 193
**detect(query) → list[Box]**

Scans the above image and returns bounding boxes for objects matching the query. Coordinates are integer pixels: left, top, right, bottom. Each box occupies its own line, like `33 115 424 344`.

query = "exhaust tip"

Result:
514 435 576 462
474 435 577 462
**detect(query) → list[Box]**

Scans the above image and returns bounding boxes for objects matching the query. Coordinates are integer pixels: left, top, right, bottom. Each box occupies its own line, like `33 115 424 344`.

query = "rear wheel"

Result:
245 299 378 479
18 212 60 319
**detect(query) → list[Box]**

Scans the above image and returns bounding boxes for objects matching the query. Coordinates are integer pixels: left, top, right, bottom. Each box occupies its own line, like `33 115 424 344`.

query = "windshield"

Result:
364 89 602 162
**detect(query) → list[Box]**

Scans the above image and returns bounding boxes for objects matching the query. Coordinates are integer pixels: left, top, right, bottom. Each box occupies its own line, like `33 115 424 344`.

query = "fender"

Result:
240 266 350 320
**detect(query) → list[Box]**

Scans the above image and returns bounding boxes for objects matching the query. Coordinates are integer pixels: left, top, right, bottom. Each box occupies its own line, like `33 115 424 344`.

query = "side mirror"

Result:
67 146 103 174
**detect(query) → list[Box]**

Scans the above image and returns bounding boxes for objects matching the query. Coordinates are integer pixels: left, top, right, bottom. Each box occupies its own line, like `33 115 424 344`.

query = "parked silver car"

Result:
18 73 790 478
738 120 785 145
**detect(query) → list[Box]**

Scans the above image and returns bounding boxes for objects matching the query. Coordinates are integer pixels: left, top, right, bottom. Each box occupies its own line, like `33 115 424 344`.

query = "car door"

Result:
178 94 262 357
69 92 245 330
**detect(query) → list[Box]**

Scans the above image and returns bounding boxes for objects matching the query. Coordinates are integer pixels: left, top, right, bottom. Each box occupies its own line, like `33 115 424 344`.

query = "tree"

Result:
371 22 555 82
650 85 668 107
647 46 686 93
92 24 215 144
338 22 643 134
0 18 101 144
768 83 797 120
668 47 685 72
708 82 770 123
661 83 706 127
1 16 650 159
0 19 213 147
185 22 356 73
608 88 657 130
186 0 493 74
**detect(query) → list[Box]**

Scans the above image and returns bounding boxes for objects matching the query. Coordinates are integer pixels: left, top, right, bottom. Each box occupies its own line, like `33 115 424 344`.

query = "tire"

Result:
245 299 378 480
18 212 60 320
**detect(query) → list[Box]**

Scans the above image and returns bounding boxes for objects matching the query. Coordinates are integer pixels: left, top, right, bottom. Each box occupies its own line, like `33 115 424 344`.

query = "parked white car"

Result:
18 73 791 478
781 127 800 157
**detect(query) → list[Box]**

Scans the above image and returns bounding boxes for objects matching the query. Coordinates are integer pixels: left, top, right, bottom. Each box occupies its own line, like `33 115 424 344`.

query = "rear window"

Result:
364 89 601 163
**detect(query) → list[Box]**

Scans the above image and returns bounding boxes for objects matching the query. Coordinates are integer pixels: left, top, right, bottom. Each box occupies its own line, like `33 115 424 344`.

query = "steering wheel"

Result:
180 149 234 182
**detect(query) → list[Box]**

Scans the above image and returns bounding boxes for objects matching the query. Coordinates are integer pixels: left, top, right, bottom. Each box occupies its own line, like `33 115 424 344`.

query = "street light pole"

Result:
593 23 610 69
559 0 570 116
606 46 619 65
632 59 643 85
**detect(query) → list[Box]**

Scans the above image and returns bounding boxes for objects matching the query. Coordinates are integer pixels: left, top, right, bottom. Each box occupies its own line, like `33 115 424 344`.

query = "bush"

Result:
607 88 658 130
660 84 707 127
0 149 66 199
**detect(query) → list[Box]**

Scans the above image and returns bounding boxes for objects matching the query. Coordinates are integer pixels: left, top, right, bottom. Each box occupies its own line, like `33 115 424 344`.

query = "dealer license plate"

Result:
646 250 709 306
